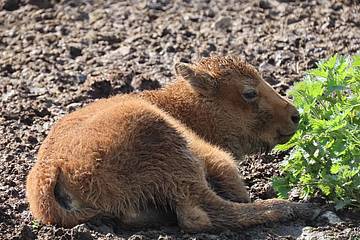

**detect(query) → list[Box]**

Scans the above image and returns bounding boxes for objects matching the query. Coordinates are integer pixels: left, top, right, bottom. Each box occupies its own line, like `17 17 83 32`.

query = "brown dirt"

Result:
0 0 359 239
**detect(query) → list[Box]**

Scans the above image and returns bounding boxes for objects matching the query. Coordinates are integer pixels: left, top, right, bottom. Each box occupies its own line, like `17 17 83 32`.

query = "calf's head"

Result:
175 56 300 154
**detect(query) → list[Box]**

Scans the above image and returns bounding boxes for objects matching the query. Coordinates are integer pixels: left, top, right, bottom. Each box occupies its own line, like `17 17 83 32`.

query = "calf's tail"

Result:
26 161 98 227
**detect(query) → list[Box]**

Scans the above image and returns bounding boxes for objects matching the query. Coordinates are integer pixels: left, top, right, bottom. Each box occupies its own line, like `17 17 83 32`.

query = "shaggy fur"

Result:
26 56 316 232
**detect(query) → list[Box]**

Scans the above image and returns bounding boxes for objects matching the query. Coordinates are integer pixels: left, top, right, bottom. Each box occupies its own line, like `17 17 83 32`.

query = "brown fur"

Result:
26 56 316 232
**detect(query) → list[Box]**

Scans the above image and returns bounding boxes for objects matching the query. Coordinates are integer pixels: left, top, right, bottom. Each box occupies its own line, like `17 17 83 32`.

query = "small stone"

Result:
166 45 176 53
201 43 217 57
214 17 232 30
288 187 301 201
85 78 112 99
28 0 53 9
259 61 275 72
72 11 89 21
259 0 272 9
316 0 327 4
132 76 160 91
287 17 301 25
1 0 20 11
69 46 82 59
145 0 170 10
319 211 344 225
71 224 93 240
205 9 215 18
188 15 200 22
27 136 38 145
2 64 16 74
158 235 173 240
54 228 65 236
78 74 87 83
128 235 143 240
13 225 35 240
66 102 83 112
207 43 217 52
298 226 316 240
331 2 342 11
117 46 132 56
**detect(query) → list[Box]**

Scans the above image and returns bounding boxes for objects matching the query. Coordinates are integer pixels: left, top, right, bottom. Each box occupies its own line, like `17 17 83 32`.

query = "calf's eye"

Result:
242 89 258 102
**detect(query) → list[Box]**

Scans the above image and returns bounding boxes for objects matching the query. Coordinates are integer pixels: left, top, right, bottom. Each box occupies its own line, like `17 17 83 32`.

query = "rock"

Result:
66 102 83 112
71 11 89 21
71 224 93 240
69 46 83 59
298 226 320 240
83 73 112 99
158 235 174 240
287 16 302 25
128 235 144 240
89 9 106 23
131 76 160 91
166 45 176 53
145 0 170 11
259 0 273 9
319 211 344 225
316 0 328 4
28 0 53 9
274 50 295 66
259 61 275 72
204 8 215 18
201 43 217 57
1 0 20 11
331 2 342 11
117 46 132 56
13 225 36 240
288 187 301 201
54 228 65 236
298 225 357 240
27 136 38 145
77 74 87 83
214 17 232 31
207 43 217 52
85 79 112 99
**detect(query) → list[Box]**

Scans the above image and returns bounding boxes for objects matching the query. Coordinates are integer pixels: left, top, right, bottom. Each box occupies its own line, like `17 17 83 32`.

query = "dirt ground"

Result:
0 0 360 239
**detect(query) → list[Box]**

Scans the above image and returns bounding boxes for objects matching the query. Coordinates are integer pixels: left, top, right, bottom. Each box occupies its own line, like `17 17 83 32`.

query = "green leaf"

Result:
319 183 331 196
324 55 337 69
330 163 341 174
335 198 352 210
352 55 360 67
272 54 360 209
272 177 291 199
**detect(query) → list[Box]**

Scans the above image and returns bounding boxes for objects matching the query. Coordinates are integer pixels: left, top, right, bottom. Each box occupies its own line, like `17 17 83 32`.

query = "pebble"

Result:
1 0 20 11
214 17 232 30
128 235 144 240
319 211 344 225
71 224 93 240
117 46 132 56
69 46 83 59
259 0 273 9
28 0 53 9
13 225 35 240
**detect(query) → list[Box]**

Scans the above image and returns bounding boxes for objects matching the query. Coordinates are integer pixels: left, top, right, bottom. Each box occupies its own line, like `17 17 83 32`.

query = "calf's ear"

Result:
175 62 218 96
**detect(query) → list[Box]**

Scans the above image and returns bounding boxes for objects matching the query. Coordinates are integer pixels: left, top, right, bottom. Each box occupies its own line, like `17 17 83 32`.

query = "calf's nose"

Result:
291 111 300 125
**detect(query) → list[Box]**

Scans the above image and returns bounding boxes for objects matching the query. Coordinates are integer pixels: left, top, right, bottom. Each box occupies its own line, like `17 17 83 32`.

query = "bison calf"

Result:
26 56 316 232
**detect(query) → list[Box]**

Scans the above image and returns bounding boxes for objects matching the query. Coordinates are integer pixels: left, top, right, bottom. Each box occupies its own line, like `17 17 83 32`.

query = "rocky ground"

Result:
0 0 360 239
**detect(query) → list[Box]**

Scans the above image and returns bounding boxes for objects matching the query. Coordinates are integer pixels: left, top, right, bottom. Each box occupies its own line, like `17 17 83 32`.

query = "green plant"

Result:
31 220 40 230
272 54 360 209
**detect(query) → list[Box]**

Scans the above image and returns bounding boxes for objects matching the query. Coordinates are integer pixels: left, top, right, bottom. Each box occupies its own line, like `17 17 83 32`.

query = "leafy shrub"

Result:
273 54 360 209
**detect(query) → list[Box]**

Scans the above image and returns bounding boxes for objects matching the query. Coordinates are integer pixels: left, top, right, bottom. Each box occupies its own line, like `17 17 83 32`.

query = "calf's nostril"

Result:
291 114 300 124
